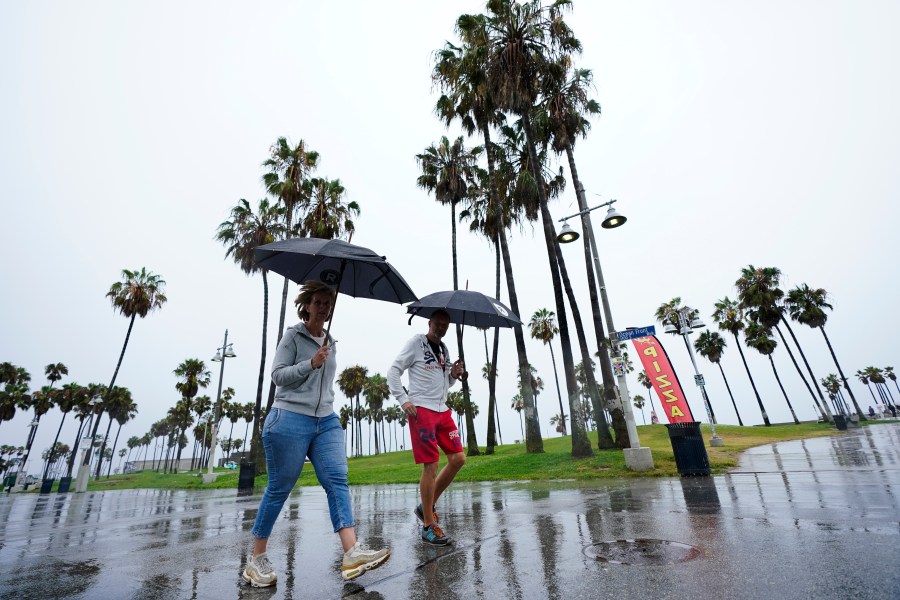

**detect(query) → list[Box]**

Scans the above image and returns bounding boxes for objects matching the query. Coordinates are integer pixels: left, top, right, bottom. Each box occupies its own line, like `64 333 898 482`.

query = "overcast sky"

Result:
2 1 898 473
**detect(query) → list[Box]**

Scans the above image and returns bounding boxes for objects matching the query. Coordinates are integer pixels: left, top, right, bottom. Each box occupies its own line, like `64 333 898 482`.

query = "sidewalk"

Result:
1 424 898 599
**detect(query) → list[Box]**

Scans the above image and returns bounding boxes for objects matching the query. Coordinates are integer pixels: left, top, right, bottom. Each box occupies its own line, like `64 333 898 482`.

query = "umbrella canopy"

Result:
254 237 417 304
406 290 522 328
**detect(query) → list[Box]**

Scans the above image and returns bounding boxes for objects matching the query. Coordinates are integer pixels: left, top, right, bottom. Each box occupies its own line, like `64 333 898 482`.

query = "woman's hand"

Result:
310 344 331 369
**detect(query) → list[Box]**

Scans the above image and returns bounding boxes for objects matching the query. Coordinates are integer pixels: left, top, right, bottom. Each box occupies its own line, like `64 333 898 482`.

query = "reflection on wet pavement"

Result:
1 424 898 599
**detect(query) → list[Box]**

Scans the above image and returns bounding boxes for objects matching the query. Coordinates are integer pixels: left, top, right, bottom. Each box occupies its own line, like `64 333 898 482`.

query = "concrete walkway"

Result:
1 424 898 599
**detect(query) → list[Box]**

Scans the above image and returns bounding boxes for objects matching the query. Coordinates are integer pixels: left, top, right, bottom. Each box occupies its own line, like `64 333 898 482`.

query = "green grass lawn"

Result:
35 420 887 493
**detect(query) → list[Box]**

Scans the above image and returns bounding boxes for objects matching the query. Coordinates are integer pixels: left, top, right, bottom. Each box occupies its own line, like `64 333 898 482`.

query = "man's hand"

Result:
402 401 418 419
451 359 468 381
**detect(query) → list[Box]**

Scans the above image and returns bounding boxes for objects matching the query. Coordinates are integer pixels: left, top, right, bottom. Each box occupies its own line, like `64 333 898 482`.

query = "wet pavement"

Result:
1 424 898 600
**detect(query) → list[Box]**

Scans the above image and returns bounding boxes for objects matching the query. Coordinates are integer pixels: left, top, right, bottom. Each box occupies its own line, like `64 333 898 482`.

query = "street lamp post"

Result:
558 198 654 471
664 309 724 446
205 330 235 483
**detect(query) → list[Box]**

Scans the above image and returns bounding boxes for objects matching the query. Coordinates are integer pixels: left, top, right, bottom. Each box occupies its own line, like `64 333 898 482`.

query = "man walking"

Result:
388 309 466 546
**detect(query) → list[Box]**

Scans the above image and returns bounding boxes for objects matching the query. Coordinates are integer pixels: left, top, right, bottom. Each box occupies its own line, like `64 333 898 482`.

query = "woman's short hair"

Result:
294 280 337 321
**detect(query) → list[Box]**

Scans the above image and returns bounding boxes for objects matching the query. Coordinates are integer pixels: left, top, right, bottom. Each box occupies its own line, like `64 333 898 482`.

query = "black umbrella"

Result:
406 290 522 329
254 237 417 305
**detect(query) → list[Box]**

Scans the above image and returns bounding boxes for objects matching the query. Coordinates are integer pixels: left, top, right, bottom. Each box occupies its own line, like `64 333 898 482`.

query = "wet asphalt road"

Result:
1 423 898 600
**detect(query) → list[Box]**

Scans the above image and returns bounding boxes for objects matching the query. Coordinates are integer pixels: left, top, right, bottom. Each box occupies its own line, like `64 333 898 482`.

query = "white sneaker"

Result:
341 542 390 580
243 552 277 587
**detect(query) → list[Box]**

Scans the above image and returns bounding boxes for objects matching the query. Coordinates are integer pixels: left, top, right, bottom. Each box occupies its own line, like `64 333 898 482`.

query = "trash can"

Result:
40 478 55 494
833 414 848 431
238 462 255 492
666 421 711 477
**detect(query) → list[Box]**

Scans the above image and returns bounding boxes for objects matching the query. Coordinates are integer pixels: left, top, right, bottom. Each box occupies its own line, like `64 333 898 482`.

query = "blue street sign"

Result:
613 326 656 342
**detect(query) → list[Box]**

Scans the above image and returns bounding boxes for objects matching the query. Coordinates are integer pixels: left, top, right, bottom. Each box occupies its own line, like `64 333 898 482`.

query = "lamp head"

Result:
601 205 627 229
663 323 678 334
557 222 580 243
689 316 706 329
224 344 236 358
212 351 223 363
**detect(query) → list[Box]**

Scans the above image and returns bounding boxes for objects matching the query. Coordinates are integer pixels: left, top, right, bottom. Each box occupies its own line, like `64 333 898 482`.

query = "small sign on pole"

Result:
694 374 705 387
612 357 626 377
613 325 656 342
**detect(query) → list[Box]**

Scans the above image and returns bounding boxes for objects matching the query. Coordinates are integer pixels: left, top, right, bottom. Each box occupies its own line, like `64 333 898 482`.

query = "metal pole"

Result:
208 330 228 476
582 210 641 449
678 310 722 444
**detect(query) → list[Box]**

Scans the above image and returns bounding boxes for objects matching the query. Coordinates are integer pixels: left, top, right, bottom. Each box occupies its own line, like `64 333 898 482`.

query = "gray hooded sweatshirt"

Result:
271 322 337 417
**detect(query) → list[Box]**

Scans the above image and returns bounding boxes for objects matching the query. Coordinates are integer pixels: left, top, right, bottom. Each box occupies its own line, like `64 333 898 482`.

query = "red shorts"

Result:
408 407 463 464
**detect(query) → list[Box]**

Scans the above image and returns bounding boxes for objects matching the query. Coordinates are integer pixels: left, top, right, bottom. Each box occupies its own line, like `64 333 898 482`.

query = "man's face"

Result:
427 314 450 339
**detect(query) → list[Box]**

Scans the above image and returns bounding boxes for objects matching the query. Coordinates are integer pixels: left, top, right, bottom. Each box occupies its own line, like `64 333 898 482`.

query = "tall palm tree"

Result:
637 370 658 421
22 385 56 480
744 322 800 424
539 58 625 450
216 197 285 470
43 381 81 480
785 284 865 421
417 135 483 456
511 394 525 440
456 1 587 455
337 366 368 458
363 374 390 455
694 330 744 426
886 366 899 396
95 386 134 478
0 364 30 434
821 374 848 415
106 393 137 478
735 265 831 422
88 268 167 476
433 32 547 454
632 395 646 425
712 297 771 426
529 308 567 435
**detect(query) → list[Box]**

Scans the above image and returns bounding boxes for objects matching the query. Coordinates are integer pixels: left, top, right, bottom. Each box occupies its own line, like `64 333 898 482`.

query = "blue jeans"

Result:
251 409 354 538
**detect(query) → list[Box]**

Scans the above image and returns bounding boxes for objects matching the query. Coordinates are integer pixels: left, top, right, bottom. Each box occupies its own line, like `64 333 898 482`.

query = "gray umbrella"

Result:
254 237 416 304
406 290 522 329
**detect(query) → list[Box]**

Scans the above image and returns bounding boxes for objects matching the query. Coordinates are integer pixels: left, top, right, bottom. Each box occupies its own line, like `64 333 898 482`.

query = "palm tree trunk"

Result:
716 362 744 426
733 333 771 425
484 240 502 453
43 412 68 480
521 115 590 458
773 324 827 421
87 313 136 469
250 271 270 473
482 122 542 453
547 345 566 435
819 326 866 420
106 423 123 478
781 317 833 422
94 416 115 479
564 144 620 449
768 356 799 423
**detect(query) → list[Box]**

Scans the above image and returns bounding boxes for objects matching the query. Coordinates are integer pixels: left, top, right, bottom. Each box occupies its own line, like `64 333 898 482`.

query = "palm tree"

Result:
886 366 899 396
511 394 525 440
337 366 368 457
785 284 865 421
300 177 359 240
712 297 771 426
549 412 568 435
43 382 81 480
821 374 848 415
22 385 56 481
735 265 831 422
95 386 134 478
632 395 646 425
529 308 566 435
216 197 285 470
363 374 390 455
88 268 167 476
433 30 548 454
637 370 658 421
0 364 30 435
417 135 483 456
744 322 800 424
539 58 625 451
694 330 744 426
106 393 137 478
173 358 211 469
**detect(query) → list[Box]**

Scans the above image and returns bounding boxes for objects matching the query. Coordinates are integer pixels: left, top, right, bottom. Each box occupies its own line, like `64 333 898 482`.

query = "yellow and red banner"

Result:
631 335 694 423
